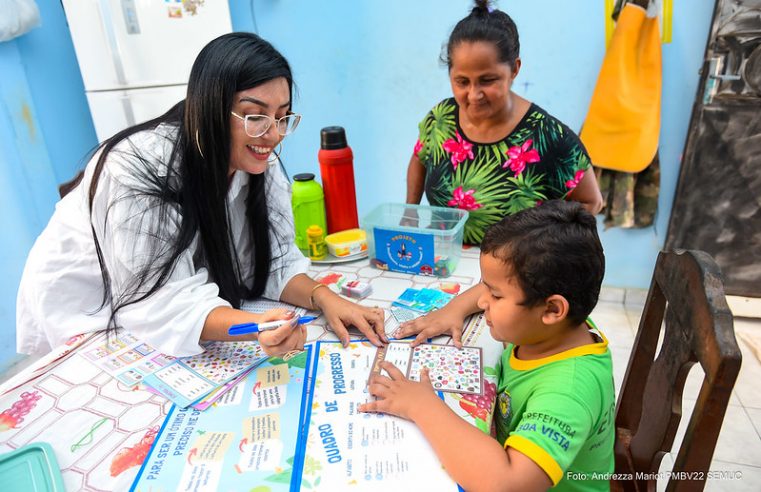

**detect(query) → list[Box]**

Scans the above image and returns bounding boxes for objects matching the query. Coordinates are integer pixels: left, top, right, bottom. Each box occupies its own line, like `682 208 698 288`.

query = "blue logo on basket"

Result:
397 242 413 260
374 229 433 274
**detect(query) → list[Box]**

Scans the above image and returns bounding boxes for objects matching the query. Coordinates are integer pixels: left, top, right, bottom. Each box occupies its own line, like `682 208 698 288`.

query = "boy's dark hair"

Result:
444 0 520 69
481 201 605 324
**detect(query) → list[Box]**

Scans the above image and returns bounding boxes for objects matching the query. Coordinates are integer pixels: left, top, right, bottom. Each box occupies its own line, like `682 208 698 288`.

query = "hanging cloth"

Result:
595 152 660 229
580 2 662 172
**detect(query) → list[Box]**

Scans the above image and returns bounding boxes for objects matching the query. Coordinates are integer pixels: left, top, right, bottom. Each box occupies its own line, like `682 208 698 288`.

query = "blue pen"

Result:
228 315 317 336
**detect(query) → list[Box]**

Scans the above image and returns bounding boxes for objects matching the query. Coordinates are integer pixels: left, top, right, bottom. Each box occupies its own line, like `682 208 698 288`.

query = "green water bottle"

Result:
292 173 327 255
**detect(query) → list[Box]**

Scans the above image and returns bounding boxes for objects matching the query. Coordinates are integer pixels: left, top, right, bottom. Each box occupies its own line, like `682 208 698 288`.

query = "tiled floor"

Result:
2 289 760 490
592 289 761 492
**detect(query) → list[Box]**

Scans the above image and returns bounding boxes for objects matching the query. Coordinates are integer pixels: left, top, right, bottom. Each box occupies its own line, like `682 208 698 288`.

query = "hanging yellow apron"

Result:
581 3 662 172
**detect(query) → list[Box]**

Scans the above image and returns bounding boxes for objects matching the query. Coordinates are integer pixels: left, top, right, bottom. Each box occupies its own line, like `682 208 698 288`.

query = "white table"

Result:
0 247 501 491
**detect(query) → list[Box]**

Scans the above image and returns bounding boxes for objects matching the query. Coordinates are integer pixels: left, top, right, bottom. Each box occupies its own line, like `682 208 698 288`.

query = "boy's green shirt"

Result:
494 322 615 491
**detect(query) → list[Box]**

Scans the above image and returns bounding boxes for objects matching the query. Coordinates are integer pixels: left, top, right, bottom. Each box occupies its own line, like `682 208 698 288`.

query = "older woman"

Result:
406 0 603 245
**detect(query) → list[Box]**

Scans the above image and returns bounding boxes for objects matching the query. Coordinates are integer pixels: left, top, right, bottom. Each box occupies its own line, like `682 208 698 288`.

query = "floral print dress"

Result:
415 98 592 244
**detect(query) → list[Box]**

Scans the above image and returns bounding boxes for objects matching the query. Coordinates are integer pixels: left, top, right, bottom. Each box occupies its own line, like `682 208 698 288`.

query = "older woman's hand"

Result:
314 289 387 347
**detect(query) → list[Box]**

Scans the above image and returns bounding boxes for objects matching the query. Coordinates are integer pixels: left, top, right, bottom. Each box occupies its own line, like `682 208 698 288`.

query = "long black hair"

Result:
444 0 520 69
87 32 293 332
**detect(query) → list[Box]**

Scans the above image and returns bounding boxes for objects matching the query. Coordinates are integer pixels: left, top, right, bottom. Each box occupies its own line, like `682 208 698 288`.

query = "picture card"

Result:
408 343 483 395
369 341 483 395
143 340 269 408
79 331 175 386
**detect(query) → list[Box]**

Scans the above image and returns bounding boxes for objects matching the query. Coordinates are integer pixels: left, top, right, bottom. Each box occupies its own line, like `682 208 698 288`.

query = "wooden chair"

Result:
613 250 742 492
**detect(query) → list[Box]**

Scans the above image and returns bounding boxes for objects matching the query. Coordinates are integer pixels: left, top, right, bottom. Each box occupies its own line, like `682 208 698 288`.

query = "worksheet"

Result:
79 331 175 386
293 341 460 491
131 347 312 492
142 341 269 408
409 343 483 395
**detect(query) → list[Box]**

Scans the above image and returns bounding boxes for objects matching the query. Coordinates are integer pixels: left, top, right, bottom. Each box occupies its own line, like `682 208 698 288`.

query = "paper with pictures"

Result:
131 348 312 492
368 341 412 382
241 298 307 316
408 343 483 395
79 331 175 386
369 342 483 395
294 341 460 491
143 341 268 408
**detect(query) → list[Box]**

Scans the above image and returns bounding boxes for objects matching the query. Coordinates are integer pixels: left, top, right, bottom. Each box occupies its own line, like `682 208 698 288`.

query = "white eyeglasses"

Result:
231 111 302 138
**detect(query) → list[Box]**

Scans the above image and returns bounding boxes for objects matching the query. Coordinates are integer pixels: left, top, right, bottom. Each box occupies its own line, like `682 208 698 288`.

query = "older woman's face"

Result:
229 77 290 176
449 41 519 124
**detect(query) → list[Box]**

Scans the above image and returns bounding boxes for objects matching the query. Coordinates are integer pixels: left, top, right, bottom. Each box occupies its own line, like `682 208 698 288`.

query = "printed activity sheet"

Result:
142 341 269 408
408 344 483 395
131 348 312 492
369 342 483 395
242 298 308 317
294 341 461 491
80 332 175 386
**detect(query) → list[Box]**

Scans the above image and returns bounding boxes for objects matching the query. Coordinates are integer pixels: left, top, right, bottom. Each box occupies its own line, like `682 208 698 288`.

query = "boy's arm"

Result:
360 362 552 492
413 396 552 492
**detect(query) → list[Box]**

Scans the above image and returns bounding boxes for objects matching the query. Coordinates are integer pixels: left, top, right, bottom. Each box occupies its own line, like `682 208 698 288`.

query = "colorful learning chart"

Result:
369 342 483 395
142 341 269 408
79 331 176 386
294 341 461 491
131 348 312 492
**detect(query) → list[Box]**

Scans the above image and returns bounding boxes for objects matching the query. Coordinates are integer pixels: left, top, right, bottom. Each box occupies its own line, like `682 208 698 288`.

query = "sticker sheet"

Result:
241 298 307 317
178 341 266 385
79 331 175 386
142 341 269 408
408 344 483 395
369 342 483 395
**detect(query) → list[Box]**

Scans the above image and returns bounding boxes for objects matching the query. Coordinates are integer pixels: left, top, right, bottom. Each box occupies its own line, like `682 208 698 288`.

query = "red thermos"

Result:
318 126 359 233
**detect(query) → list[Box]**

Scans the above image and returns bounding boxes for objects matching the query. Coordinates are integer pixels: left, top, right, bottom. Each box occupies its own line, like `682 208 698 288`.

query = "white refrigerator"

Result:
62 0 232 142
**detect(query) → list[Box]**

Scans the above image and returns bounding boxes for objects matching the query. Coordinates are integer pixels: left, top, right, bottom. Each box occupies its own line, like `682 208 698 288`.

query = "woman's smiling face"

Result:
228 77 290 176
449 41 518 124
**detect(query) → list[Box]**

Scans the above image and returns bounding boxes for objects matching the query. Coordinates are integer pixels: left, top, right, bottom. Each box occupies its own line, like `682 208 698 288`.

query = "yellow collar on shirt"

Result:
509 319 609 371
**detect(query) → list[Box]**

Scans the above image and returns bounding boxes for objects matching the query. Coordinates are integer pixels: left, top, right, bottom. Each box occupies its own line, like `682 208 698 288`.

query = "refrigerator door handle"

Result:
97 0 136 127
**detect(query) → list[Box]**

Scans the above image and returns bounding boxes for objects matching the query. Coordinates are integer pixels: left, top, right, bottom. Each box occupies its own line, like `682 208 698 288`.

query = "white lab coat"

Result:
16 124 309 356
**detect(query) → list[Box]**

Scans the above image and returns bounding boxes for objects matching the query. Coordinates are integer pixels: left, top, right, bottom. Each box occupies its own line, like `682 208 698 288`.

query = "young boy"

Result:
359 201 614 492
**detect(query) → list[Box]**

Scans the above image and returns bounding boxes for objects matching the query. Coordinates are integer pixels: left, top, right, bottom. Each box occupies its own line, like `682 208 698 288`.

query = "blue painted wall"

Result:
230 0 714 290
0 0 714 370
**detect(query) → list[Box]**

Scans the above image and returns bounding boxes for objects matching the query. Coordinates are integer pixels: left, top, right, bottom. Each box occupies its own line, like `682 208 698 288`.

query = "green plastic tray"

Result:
0 442 65 491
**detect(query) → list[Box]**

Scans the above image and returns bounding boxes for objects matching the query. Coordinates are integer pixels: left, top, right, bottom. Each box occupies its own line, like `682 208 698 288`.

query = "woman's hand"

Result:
359 362 438 421
393 306 465 348
314 289 386 347
255 308 306 357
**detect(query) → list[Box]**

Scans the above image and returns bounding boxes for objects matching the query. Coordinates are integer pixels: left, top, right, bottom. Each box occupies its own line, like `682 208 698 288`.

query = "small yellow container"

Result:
307 225 327 260
325 228 367 258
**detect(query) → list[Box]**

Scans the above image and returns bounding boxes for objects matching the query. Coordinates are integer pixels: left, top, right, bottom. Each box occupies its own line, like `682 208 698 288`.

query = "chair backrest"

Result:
613 250 741 492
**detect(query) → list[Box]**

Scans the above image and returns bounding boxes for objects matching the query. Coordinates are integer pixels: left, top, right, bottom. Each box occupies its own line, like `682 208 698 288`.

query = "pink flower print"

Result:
442 132 474 169
502 139 541 176
447 186 483 211
565 170 585 189
413 139 423 157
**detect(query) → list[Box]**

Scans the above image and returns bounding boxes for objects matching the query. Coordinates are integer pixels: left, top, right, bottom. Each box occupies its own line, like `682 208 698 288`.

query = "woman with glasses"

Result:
16 32 386 358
